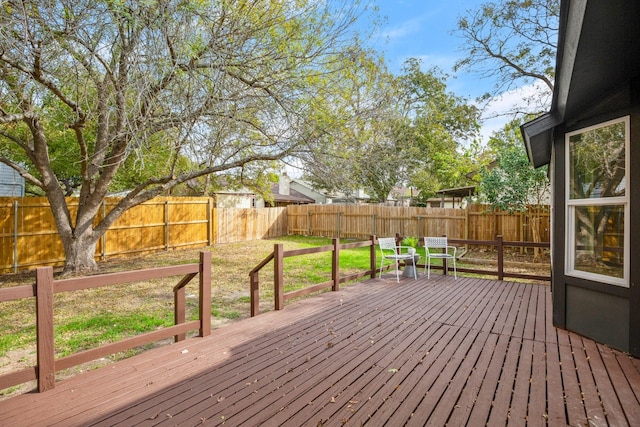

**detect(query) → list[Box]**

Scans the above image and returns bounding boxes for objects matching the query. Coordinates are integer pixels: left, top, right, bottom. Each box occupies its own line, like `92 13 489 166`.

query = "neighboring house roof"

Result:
521 0 640 167
436 185 476 199
289 179 327 204
270 184 314 203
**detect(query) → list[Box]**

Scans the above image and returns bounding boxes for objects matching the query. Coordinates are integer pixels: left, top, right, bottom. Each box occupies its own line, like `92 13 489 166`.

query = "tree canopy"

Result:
301 58 481 204
479 118 549 211
0 0 563 273
0 0 371 272
454 0 559 112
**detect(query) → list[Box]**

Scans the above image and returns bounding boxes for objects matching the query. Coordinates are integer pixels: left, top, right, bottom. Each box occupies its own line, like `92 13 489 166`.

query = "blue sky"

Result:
365 0 483 98
359 0 529 142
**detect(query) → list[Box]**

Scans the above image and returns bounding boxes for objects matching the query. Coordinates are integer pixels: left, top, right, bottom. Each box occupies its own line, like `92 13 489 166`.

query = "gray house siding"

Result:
522 1 640 357
549 105 640 356
0 164 24 197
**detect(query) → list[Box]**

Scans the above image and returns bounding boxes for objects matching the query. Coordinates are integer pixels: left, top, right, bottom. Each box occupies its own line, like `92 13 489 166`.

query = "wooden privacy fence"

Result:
0 197 547 273
0 196 212 273
0 197 287 273
0 252 211 393
287 204 550 243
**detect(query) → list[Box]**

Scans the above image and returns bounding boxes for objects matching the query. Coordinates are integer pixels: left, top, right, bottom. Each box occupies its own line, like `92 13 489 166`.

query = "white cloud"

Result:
477 81 551 143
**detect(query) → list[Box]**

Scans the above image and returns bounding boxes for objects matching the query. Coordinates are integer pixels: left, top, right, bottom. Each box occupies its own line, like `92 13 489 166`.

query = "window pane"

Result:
573 205 624 278
569 121 625 199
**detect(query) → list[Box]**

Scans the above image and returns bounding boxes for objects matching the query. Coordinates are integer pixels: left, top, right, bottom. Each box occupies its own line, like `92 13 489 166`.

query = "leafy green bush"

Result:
401 236 419 248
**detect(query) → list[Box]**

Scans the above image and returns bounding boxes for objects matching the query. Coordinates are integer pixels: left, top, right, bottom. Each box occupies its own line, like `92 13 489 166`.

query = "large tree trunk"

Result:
530 213 542 262
61 234 99 275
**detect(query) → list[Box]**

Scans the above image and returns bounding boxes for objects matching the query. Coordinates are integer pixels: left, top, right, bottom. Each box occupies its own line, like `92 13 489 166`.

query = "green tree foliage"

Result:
301 57 480 205
399 59 480 203
0 0 369 273
300 49 407 203
479 119 549 211
479 119 549 259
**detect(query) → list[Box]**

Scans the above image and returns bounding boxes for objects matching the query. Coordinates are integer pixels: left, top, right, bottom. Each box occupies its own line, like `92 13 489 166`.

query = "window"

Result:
565 117 629 286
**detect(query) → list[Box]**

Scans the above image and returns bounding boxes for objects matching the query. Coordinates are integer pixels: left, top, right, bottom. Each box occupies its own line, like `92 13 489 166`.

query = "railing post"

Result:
35 267 55 392
199 251 211 337
370 235 377 279
174 285 186 342
332 238 340 291
497 235 504 280
274 244 284 310
250 271 260 317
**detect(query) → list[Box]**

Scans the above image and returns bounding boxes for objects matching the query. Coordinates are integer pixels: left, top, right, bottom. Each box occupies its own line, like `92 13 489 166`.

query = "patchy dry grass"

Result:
0 236 372 398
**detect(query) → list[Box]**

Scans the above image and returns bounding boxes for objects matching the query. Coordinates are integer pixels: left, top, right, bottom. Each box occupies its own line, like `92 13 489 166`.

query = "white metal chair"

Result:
424 236 457 279
378 237 417 283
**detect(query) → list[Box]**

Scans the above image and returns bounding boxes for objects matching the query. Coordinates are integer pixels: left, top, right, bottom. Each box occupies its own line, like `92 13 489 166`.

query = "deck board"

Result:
2 274 639 426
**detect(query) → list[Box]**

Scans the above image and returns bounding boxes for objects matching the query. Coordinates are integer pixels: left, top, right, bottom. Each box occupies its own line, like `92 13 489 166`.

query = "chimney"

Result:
279 172 290 196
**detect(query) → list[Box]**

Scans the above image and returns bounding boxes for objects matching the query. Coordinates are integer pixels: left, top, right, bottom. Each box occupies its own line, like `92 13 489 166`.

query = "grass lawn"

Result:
0 236 380 397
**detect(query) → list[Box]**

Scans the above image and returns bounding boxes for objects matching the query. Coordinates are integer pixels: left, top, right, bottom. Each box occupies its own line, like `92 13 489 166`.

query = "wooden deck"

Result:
2 274 640 426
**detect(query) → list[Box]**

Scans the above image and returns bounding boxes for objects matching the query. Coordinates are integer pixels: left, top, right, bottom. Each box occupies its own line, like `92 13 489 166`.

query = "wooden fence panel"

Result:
0 197 212 273
287 205 469 241
214 207 287 244
101 197 210 258
466 204 551 243
0 201 11 269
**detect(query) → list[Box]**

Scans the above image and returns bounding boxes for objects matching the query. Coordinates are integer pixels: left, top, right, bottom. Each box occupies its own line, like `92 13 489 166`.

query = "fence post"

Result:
332 238 340 291
464 206 470 251
164 200 170 251
372 214 376 237
101 200 107 260
13 200 18 273
370 235 377 279
35 267 55 392
337 212 341 239
207 198 212 246
274 244 284 310
497 235 504 280
307 210 311 235
199 251 211 337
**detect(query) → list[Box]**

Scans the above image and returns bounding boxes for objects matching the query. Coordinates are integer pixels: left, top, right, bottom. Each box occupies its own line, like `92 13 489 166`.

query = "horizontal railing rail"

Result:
442 236 550 281
0 252 211 393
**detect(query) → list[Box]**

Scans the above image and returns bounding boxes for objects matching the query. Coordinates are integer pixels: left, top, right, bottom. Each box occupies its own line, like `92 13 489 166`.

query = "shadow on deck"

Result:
2 274 640 426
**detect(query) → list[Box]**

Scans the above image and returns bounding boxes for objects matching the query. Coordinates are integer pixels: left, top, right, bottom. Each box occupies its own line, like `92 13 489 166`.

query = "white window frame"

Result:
565 116 630 287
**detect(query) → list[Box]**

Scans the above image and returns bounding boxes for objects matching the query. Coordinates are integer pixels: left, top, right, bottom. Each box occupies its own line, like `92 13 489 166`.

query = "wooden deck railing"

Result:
447 236 551 282
0 252 211 393
249 236 551 316
249 236 378 316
